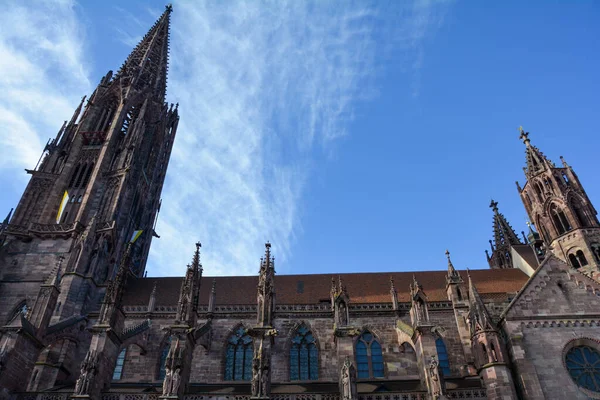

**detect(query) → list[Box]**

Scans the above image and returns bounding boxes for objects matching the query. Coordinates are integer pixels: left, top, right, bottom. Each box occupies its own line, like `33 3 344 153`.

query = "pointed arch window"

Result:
576 250 589 267
290 324 318 381
569 254 581 269
571 198 590 228
157 337 171 380
534 182 544 202
435 338 451 376
112 348 127 380
225 327 253 381
550 204 572 235
356 331 384 379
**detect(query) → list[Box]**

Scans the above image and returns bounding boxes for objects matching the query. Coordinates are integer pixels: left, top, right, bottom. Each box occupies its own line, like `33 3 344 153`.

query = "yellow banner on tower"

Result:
56 191 69 224
130 230 143 243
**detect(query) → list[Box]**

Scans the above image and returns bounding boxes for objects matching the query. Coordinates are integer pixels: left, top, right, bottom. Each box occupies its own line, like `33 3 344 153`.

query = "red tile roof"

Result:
122 269 528 306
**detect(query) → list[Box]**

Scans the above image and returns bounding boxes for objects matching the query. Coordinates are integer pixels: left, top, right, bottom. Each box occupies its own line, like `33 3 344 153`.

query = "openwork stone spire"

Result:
257 242 275 327
520 127 554 179
114 4 173 101
446 250 461 283
487 200 523 269
176 242 203 325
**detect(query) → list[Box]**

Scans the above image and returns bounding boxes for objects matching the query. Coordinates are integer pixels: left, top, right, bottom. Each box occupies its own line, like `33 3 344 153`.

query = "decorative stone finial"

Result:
519 126 530 145
489 199 499 212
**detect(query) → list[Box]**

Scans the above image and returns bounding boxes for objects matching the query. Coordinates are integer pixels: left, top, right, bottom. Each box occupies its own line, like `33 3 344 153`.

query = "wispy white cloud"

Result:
0 0 449 278
0 0 90 175
144 0 451 276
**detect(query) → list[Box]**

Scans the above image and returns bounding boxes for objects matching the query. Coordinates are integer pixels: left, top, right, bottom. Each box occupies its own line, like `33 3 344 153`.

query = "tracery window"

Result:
225 327 253 381
356 331 384 379
565 345 600 392
112 348 126 380
290 324 318 381
550 204 572 235
436 338 451 376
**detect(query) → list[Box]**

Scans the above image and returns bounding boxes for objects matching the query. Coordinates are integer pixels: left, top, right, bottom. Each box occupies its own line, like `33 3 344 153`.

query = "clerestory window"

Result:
290 324 318 381
356 331 384 379
224 327 253 381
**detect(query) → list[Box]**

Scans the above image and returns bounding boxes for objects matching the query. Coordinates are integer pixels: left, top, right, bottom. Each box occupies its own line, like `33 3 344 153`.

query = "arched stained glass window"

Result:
290 324 318 380
112 348 127 380
356 331 384 379
436 338 451 376
158 337 171 380
225 327 253 381
565 345 600 392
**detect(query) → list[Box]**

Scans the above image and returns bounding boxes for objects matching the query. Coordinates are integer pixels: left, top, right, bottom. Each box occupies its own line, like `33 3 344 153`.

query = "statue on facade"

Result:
251 357 261 397
171 368 181 395
339 301 348 326
428 356 445 400
339 356 357 400
162 367 172 396
74 351 98 396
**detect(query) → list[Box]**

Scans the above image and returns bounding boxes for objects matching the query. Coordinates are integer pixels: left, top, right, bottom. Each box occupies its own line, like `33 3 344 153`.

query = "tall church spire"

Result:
486 200 522 269
114 4 172 101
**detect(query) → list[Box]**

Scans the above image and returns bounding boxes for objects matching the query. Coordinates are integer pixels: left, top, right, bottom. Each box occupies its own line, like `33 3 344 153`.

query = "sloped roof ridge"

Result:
500 254 600 320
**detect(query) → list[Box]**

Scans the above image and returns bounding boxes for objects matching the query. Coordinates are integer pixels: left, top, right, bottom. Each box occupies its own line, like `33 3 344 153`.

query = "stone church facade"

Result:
1 5 600 400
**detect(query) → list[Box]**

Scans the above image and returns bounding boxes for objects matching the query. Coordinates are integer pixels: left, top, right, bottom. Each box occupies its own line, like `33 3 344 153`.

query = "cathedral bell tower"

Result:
516 128 600 276
0 5 178 393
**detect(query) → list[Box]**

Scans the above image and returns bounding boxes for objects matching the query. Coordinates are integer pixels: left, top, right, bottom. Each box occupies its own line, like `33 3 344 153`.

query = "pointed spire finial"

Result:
489 199 499 213
446 250 460 280
165 3 173 13
519 126 530 146
190 241 201 272
560 155 569 168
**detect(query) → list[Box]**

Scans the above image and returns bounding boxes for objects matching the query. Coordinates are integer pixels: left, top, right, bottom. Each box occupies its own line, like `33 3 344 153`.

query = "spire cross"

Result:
519 127 531 145
165 3 173 13
489 200 499 212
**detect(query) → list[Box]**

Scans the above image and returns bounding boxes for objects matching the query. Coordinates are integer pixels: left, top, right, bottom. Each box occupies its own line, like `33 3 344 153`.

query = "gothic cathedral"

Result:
1 5 600 400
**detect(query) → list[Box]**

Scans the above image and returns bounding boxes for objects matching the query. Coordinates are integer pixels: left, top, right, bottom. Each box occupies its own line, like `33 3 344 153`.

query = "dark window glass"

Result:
356 331 384 379
112 348 126 380
224 327 253 381
565 346 600 392
158 337 171 380
436 338 451 376
290 324 319 380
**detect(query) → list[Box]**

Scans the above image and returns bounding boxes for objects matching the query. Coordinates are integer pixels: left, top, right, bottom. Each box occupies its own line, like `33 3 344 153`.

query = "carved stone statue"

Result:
74 350 98 396
428 356 445 400
171 368 181 395
339 356 356 400
162 367 172 395
339 301 348 326
251 358 260 397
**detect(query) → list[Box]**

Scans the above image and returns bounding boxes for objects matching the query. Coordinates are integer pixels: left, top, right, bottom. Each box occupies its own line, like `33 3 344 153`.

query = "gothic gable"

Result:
502 254 600 320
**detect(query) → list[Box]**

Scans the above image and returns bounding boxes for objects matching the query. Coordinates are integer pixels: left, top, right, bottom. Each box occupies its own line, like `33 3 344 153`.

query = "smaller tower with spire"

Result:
486 200 524 269
516 127 600 276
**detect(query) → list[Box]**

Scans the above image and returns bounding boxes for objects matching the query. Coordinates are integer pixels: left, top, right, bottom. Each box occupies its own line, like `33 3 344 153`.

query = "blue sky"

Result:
0 0 598 277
